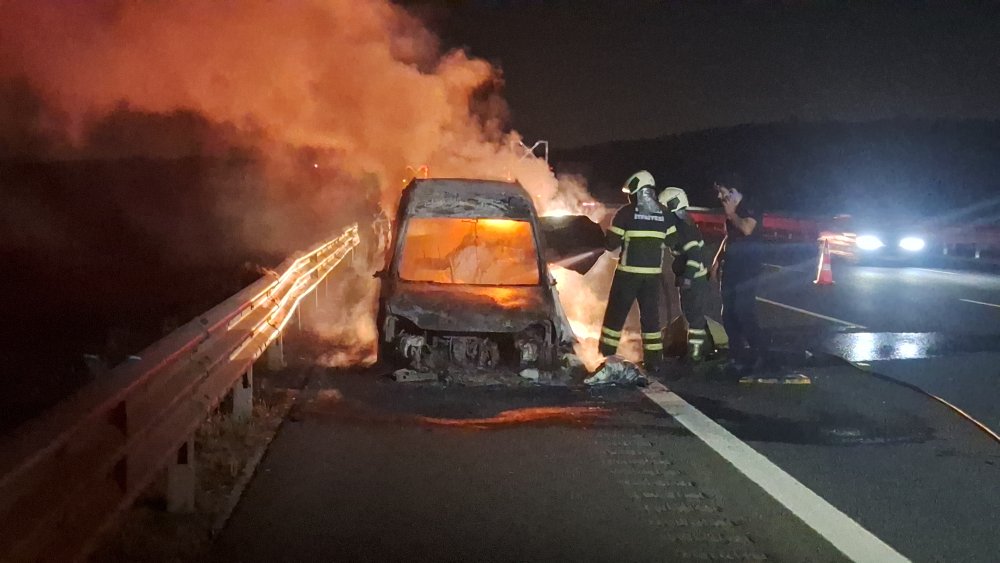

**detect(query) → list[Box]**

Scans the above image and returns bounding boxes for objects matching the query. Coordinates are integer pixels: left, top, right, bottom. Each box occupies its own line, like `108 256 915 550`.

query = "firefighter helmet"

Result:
658 187 689 211
621 170 655 194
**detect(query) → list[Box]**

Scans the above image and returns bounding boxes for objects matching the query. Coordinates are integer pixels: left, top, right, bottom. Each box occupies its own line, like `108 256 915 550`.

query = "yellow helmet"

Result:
621 170 655 194
658 187 689 211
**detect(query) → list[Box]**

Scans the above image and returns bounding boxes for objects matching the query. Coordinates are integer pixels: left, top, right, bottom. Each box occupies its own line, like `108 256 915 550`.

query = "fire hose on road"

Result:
0 225 360 562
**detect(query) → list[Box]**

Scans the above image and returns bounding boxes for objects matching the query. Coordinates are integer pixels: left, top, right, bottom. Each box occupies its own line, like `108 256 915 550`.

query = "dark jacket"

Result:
606 202 679 274
670 212 708 284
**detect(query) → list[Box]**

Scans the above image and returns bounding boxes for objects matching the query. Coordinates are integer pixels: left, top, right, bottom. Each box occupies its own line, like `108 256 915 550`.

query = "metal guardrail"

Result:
0 224 360 562
938 225 1000 260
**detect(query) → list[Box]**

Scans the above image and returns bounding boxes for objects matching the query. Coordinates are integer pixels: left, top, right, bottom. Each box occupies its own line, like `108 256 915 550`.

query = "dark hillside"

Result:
554 119 1000 222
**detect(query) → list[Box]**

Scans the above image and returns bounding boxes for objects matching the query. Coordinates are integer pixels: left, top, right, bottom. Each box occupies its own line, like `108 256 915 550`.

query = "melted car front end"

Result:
377 179 572 376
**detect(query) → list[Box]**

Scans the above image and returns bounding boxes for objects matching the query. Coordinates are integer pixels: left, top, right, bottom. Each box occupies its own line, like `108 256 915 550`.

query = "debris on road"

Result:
441 367 574 387
389 351 585 387
562 352 586 372
392 368 438 382
584 355 648 387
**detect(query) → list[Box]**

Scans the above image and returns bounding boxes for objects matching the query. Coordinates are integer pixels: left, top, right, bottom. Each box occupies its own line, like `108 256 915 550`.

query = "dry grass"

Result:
90 387 293 563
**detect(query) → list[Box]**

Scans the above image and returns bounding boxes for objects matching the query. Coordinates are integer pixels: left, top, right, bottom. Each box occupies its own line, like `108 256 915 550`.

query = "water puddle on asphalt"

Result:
681 395 934 446
825 332 1000 362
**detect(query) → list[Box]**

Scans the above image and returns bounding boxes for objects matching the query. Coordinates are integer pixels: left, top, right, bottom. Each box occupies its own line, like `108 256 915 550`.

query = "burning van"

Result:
376 178 575 375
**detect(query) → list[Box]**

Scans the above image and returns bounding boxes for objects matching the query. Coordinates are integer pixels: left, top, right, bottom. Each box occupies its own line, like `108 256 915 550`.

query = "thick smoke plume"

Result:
0 0 589 221
313 257 382 369
1 0 602 371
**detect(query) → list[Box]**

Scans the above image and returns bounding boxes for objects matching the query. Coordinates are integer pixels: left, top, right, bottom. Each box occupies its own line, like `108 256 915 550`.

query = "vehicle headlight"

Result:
899 237 925 252
855 235 884 251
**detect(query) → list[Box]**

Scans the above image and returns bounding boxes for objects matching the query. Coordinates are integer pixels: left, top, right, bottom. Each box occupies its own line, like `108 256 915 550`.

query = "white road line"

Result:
960 298 1000 309
641 382 910 563
762 263 784 270
914 268 960 276
756 297 867 328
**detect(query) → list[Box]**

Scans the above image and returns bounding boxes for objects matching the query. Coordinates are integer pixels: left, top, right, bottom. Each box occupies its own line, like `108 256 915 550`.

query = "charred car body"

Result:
376 178 575 374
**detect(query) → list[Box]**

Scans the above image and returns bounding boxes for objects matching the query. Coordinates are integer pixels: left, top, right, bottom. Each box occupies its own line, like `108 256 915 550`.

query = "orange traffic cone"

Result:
814 239 834 285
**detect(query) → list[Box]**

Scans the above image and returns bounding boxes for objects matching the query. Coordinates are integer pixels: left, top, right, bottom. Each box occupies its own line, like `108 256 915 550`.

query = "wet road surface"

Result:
212 259 1000 562
216 360 846 563
747 260 1000 437
756 260 1000 334
215 334 1000 562
669 361 1000 563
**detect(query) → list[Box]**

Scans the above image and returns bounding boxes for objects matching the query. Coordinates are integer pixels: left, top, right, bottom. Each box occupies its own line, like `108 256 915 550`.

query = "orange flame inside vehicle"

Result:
476 218 525 233
398 218 540 286
479 287 536 309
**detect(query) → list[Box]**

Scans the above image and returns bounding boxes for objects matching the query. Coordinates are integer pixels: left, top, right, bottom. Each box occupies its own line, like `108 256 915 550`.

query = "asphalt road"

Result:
679 257 1000 562
746 258 1000 435
216 361 845 563
211 259 1000 563
756 258 1000 334
669 361 1000 563
215 337 1000 563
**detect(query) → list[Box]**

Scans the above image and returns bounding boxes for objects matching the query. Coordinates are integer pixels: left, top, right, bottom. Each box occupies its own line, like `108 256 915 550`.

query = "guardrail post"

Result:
232 366 254 422
0 225 361 560
267 334 285 371
167 439 196 513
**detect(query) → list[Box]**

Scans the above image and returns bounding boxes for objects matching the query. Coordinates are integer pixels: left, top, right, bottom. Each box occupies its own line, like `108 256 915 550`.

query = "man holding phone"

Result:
711 178 765 374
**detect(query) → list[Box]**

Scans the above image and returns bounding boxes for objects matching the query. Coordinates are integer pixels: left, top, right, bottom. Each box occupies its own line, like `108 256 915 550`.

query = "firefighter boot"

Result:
687 327 708 362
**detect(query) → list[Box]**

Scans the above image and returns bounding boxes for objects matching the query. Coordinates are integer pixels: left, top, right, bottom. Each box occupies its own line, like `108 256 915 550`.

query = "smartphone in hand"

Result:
714 182 730 202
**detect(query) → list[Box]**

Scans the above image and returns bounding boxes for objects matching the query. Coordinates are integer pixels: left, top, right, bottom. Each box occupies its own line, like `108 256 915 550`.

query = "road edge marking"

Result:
914 268 960 276
959 298 1000 309
641 381 910 563
756 297 867 328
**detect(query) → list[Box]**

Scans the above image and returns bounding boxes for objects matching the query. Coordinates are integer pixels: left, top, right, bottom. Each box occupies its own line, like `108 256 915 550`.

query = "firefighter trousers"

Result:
680 279 714 360
599 271 663 366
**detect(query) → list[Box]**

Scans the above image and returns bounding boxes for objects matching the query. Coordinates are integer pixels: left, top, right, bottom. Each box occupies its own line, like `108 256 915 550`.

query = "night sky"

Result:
410 0 1000 147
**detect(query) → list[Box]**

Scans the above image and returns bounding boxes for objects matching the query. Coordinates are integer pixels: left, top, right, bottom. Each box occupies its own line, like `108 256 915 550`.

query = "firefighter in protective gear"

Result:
659 187 714 361
599 171 679 371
